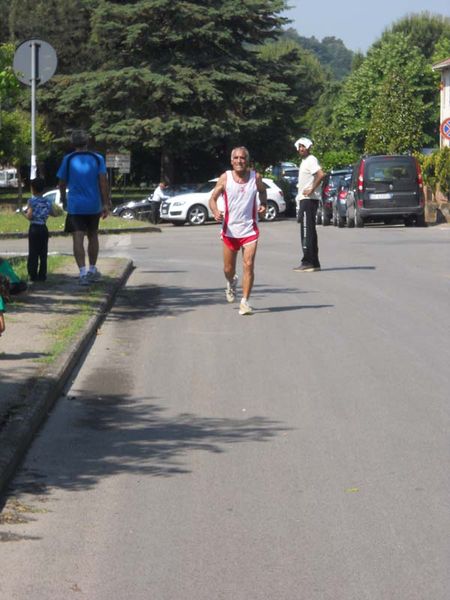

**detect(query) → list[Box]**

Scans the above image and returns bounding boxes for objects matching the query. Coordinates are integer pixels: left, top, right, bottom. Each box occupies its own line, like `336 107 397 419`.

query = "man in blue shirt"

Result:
57 130 111 285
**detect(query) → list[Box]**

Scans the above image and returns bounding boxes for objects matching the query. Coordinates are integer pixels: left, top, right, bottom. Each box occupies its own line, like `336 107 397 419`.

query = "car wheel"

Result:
355 210 364 227
264 200 278 222
120 208 136 220
187 204 208 225
415 214 427 227
316 208 322 225
346 209 355 228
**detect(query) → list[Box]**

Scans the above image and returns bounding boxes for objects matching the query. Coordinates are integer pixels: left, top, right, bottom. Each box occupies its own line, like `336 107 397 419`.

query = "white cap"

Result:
294 137 313 150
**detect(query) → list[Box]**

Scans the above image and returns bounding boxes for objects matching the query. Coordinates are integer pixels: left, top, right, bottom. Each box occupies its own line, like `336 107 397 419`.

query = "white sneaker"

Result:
239 298 253 315
86 268 101 282
225 274 238 303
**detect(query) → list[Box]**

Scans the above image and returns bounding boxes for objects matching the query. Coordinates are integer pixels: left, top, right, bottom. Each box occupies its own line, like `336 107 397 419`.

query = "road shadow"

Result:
258 304 333 313
3 392 290 502
0 352 49 360
5 274 117 318
109 283 320 321
319 266 376 272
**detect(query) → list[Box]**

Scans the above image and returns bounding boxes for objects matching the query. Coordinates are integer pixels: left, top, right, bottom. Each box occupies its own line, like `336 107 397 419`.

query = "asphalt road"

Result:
1 220 449 599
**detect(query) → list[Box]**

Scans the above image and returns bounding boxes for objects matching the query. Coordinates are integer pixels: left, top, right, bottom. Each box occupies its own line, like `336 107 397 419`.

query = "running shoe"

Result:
239 298 253 315
225 274 238 303
86 268 102 282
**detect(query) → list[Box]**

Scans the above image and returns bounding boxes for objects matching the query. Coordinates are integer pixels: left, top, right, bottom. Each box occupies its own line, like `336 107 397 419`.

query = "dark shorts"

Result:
65 213 101 233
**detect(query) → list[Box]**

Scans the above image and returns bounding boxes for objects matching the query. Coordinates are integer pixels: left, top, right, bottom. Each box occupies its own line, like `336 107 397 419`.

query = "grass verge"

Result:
8 254 71 281
0 211 152 234
6 256 117 366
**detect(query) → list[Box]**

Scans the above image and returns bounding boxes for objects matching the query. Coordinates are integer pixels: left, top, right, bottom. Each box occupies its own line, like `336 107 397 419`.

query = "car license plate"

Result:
370 193 392 200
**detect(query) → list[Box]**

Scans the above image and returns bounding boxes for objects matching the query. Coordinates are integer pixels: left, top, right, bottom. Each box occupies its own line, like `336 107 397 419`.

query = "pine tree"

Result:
37 0 298 179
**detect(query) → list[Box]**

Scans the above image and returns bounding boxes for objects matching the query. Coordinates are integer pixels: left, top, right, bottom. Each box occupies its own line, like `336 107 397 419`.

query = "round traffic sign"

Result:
13 39 57 86
440 117 450 141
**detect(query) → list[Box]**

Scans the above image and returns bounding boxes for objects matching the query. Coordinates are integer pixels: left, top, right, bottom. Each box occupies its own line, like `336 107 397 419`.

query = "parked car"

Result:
160 178 286 226
112 195 153 220
332 176 352 228
318 167 353 226
112 185 196 220
266 162 297 177
345 155 426 228
16 188 66 215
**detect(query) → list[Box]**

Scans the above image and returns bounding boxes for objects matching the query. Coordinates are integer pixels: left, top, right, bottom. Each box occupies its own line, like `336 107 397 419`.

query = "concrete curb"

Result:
0 259 135 495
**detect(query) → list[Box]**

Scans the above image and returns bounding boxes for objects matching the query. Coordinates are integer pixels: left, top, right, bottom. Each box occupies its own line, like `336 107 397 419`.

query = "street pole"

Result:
30 41 38 179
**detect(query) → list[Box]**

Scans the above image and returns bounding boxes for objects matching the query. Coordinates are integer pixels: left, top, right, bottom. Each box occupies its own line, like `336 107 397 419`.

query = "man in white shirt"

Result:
293 137 325 272
150 182 169 224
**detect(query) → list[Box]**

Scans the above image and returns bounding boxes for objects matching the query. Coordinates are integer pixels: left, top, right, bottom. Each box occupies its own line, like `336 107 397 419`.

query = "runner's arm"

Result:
255 173 267 214
209 174 226 221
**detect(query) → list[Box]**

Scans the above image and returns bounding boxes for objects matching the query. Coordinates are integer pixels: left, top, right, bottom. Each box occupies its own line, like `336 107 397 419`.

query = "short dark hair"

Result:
30 177 45 194
71 129 89 146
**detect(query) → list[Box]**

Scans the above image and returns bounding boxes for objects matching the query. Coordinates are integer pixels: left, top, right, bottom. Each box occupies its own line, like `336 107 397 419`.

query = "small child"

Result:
0 274 10 336
26 177 55 282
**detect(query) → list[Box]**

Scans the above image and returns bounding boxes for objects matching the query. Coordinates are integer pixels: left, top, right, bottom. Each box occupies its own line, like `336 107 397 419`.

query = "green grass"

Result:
8 254 71 281
6 256 113 365
39 275 113 364
0 209 151 234
40 304 93 364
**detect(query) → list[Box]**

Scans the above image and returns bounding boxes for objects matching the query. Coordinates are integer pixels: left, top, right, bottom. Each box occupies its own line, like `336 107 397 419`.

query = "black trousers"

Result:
28 223 49 281
150 200 161 224
298 198 320 268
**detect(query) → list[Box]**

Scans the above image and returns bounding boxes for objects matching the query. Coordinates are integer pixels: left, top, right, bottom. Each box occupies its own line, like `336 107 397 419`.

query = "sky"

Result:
284 0 450 52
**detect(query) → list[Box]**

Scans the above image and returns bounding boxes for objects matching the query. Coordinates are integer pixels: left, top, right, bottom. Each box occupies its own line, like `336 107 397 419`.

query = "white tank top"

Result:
222 170 259 238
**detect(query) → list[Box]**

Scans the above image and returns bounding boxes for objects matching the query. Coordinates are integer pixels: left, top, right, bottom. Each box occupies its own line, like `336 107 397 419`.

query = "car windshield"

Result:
330 171 352 188
367 160 415 182
195 181 217 193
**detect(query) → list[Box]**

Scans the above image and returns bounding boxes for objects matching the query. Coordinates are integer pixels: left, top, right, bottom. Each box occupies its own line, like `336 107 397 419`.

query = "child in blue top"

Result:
26 177 55 282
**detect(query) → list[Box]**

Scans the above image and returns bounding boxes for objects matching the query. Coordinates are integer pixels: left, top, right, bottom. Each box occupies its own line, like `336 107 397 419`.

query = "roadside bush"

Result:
418 147 450 195
319 149 358 172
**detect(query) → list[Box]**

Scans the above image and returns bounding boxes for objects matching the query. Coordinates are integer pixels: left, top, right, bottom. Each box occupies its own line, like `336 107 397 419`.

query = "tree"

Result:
365 71 424 154
8 0 94 74
38 0 323 181
282 28 354 80
333 33 434 153
382 12 450 60
0 43 20 109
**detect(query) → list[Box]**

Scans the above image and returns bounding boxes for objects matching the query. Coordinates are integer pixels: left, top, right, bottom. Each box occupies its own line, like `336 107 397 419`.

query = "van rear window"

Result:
366 161 414 183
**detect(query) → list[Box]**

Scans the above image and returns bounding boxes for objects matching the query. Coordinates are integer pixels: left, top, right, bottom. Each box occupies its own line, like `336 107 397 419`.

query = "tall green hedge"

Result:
418 147 450 195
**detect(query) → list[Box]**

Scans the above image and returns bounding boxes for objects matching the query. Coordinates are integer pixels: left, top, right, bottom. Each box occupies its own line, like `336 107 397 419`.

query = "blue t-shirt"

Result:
29 195 53 225
56 151 107 215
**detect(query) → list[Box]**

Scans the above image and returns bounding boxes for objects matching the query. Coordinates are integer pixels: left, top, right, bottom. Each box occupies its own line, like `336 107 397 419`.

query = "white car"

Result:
42 188 65 208
16 188 66 215
160 177 286 226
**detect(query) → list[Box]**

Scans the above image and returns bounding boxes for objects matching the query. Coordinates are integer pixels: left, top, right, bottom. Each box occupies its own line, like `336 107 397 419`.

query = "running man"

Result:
209 146 267 315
